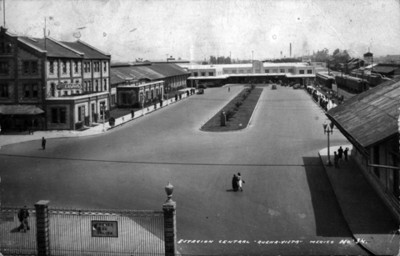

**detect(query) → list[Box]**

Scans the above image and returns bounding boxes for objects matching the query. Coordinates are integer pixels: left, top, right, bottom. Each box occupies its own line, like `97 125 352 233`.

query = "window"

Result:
51 107 67 124
32 84 38 98
22 61 37 75
50 83 56 97
299 70 305 74
0 83 9 97
307 69 313 74
84 62 91 73
22 83 39 98
0 41 12 54
193 72 198 77
272 69 278 73
0 61 9 75
265 69 269 73
232 70 237 74
280 69 285 73
23 61 30 74
103 79 107 91
93 62 100 72
49 61 54 74
288 69 294 73
24 84 31 97
209 72 214 76
103 61 107 72
201 72 206 76
62 61 67 74
74 61 79 73
31 62 38 74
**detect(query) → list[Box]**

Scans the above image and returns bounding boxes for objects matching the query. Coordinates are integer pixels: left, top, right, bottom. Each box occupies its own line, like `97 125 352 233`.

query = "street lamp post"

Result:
323 121 334 166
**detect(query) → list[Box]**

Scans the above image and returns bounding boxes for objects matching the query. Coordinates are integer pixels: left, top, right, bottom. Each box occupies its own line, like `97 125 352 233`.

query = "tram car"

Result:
335 75 369 93
316 73 335 89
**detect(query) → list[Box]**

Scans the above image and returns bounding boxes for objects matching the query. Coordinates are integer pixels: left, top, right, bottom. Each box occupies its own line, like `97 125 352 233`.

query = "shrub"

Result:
235 101 243 108
226 110 236 120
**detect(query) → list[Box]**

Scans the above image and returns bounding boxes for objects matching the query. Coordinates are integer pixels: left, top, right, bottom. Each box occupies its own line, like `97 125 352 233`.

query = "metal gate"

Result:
49 208 165 256
0 206 37 255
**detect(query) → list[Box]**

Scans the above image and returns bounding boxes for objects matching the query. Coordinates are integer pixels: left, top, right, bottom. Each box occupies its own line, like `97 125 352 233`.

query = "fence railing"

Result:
0 206 37 255
1 206 165 256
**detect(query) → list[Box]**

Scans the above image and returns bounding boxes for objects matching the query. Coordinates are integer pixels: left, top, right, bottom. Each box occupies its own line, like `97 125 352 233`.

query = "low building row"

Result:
326 77 400 222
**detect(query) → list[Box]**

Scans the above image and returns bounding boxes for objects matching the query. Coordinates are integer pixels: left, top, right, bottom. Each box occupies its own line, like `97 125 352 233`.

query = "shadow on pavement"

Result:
303 156 354 237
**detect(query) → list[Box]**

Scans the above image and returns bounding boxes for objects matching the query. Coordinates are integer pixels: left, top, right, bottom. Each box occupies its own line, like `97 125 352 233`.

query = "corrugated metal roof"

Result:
149 63 190 77
110 64 189 85
327 78 400 148
61 41 110 59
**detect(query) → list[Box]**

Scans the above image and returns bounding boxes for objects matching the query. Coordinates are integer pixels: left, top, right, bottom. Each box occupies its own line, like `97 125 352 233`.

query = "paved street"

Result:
0 85 367 255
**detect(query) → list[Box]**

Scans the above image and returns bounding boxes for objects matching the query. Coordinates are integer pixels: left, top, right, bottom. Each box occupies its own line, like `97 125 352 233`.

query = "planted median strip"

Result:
201 85 263 132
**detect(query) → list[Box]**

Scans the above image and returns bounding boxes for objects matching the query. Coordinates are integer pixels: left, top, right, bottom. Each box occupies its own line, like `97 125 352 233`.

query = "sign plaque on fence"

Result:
91 220 118 237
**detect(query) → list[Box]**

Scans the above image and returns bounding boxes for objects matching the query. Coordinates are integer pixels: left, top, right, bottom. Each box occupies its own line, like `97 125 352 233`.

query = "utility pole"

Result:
3 0 5 27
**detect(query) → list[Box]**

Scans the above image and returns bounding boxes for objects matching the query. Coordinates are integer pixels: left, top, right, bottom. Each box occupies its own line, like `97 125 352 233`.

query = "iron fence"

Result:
0 206 37 255
49 208 165 256
1 206 165 256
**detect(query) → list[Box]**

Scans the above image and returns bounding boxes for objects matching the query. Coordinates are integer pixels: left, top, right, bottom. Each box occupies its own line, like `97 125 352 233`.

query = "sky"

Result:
2 0 400 62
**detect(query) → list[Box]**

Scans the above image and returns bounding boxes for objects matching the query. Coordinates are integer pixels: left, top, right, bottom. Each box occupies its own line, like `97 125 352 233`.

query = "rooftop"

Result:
327 77 400 151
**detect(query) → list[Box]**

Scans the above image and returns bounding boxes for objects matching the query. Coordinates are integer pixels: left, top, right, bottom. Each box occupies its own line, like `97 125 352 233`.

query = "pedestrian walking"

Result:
232 174 238 192
228 86 230 92
237 172 245 192
344 147 349 161
334 151 339 169
41 137 46 150
17 206 30 232
338 146 343 161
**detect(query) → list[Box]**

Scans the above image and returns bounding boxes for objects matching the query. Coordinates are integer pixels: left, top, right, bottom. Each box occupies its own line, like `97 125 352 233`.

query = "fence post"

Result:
35 200 50 256
163 183 177 256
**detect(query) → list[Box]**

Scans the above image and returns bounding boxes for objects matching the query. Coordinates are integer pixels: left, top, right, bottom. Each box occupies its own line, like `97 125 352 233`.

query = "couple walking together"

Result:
232 173 245 192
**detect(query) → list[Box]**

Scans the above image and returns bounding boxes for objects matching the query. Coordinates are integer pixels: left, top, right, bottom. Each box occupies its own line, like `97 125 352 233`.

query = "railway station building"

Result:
110 62 190 108
327 77 400 220
0 27 111 132
179 61 316 87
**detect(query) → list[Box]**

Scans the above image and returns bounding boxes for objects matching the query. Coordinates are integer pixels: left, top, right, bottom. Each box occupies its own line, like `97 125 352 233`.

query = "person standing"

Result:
232 174 238 192
17 206 30 232
334 151 340 169
41 137 46 150
338 146 343 161
237 172 245 192
344 147 349 161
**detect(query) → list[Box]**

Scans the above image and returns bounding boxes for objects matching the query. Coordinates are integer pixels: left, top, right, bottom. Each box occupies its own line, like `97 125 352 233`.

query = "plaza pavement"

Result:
1 87 400 255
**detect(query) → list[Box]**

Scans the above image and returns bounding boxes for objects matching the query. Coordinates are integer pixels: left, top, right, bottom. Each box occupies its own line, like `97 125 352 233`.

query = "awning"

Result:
0 105 44 115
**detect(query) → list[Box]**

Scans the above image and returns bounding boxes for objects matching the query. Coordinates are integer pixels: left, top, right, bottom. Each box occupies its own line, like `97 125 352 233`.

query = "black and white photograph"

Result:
0 0 400 255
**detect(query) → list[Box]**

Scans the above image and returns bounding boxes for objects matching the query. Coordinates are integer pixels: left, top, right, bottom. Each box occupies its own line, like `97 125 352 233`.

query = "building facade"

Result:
110 63 190 109
179 61 316 87
327 78 400 221
0 27 111 131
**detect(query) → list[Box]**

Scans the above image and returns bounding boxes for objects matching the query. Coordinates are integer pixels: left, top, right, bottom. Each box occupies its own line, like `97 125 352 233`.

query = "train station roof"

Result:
326 77 400 153
110 63 189 85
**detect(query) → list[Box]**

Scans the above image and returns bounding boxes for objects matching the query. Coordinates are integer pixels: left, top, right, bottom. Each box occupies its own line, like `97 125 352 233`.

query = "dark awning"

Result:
0 105 44 115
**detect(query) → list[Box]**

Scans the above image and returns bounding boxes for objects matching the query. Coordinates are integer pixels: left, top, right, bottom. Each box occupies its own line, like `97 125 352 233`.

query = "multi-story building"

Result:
179 60 316 87
0 27 110 132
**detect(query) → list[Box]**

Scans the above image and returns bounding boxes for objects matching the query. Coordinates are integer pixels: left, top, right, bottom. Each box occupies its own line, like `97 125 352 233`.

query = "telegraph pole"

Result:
3 0 5 27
